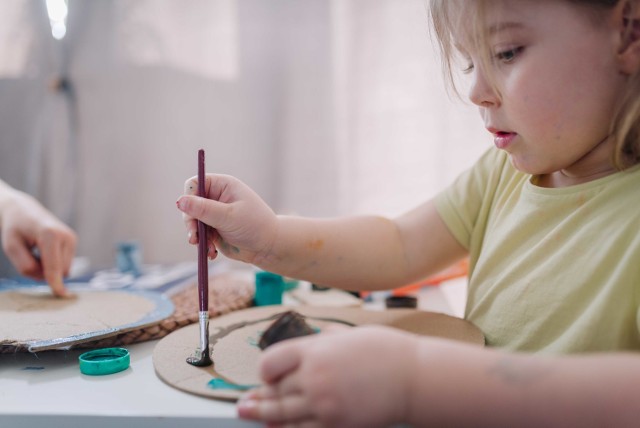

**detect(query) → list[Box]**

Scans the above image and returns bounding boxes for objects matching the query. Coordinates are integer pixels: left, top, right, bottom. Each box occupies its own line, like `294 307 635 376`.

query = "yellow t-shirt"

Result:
435 148 640 354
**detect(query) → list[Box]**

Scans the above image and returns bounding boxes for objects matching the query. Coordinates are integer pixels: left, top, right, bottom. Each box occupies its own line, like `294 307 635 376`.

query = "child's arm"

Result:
237 326 640 427
407 339 640 427
177 173 467 290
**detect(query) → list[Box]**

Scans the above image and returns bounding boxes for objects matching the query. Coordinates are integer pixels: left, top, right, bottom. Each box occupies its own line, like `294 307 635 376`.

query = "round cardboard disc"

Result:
0 287 173 352
153 305 484 401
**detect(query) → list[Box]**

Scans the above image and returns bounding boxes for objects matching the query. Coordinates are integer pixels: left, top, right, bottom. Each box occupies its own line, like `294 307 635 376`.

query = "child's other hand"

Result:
0 190 76 297
237 325 418 427
176 173 278 265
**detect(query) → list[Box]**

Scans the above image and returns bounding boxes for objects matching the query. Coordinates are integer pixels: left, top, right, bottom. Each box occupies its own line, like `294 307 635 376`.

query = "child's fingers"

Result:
183 174 214 197
207 228 218 259
183 175 199 196
208 229 219 249
184 217 198 245
181 176 200 244
253 372 304 399
260 341 304 384
319 324 350 335
180 174 245 253
177 204 198 245
176 195 230 231
237 391 310 423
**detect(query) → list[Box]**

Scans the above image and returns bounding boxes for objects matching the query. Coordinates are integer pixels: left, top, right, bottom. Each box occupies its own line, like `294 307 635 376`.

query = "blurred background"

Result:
0 0 488 276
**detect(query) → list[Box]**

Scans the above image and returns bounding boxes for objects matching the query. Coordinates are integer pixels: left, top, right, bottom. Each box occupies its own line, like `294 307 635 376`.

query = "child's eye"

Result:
462 63 475 74
494 47 524 63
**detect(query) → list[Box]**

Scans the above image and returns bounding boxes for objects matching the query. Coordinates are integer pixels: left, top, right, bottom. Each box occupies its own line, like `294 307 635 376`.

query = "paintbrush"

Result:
186 149 213 367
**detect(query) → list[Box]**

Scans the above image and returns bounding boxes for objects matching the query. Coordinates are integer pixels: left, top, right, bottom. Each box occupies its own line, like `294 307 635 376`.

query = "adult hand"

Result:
177 173 278 265
236 325 418 427
0 189 77 296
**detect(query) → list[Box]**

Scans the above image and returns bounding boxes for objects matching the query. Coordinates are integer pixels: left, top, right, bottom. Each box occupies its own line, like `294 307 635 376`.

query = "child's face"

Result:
454 0 627 178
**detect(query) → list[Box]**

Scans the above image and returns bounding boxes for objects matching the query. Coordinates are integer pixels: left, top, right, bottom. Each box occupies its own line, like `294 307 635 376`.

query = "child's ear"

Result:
616 0 640 74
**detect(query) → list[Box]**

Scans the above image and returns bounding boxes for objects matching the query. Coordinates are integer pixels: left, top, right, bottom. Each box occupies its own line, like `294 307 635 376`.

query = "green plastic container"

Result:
79 347 130 376
254 271 285 306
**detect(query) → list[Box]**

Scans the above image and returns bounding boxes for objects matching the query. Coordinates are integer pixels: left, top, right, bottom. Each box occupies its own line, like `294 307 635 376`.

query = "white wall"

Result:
0 0 489 274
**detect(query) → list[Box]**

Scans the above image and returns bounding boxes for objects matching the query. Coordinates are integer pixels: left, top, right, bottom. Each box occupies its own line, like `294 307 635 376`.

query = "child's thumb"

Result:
176 195 227 229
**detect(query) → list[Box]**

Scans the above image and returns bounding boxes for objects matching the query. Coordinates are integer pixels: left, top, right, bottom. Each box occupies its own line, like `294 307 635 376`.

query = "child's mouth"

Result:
493 131 517 150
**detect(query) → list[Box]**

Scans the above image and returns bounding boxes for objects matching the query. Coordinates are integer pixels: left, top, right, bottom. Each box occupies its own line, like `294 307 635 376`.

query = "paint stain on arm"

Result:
307 239 324 250
219 239 241 254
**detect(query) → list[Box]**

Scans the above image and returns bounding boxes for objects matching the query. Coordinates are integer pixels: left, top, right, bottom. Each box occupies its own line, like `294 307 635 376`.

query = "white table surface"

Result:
0 278 466 428
0 339 258 428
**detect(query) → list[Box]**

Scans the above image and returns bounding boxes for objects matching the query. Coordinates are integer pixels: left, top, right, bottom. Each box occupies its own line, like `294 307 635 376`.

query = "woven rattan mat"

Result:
79 272 254 349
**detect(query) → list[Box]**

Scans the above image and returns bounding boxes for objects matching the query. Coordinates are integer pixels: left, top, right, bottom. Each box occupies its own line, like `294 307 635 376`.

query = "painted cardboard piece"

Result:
153 305 484 401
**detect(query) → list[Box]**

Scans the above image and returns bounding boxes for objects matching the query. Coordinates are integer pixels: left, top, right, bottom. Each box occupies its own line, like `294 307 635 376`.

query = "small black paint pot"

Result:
385 295 418 309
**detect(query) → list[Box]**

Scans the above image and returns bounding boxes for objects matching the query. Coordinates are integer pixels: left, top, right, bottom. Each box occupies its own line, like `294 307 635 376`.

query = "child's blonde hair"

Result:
429 0 640 170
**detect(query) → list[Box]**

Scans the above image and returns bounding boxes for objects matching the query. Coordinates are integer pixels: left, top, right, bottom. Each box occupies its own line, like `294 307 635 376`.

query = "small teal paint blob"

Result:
21 366 45 371
247 330 265 347
207 378 257 391
219 239 241 254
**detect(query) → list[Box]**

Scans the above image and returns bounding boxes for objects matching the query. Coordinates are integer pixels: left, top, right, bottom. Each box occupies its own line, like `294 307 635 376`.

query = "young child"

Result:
0 179 76 296
176 0 640 425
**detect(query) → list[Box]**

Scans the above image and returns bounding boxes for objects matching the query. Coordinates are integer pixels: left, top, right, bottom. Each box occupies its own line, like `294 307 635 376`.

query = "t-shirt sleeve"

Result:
434 147 508 250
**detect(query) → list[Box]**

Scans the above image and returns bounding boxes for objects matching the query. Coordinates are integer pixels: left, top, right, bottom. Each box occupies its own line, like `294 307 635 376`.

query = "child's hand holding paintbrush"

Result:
178 172 279 267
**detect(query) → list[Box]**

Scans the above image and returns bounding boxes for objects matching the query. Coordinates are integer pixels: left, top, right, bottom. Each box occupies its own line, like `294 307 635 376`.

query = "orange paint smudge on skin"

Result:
307 239 324 250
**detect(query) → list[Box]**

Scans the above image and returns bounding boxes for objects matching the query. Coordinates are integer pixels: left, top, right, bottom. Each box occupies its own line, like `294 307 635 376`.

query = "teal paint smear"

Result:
247 330 265 348
207 378 258 391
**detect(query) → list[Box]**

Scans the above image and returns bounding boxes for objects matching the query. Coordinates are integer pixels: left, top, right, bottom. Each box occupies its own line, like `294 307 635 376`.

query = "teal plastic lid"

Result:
254 271 284 306
79 347 130 376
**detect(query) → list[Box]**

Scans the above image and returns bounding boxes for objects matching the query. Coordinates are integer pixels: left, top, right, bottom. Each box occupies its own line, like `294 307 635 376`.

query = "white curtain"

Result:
0 0 488 275
329 0 489 216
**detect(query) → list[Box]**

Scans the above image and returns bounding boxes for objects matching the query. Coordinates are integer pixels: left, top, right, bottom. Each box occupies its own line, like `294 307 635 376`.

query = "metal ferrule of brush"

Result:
198 310 210 353
186 311 212 366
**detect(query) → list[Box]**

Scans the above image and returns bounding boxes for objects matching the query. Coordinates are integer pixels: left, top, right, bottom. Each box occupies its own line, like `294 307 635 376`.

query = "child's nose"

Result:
468 68 500 108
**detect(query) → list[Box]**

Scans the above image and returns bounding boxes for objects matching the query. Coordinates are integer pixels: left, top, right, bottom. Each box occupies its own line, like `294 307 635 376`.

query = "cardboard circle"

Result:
153 305 484 401
0 286 173 352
